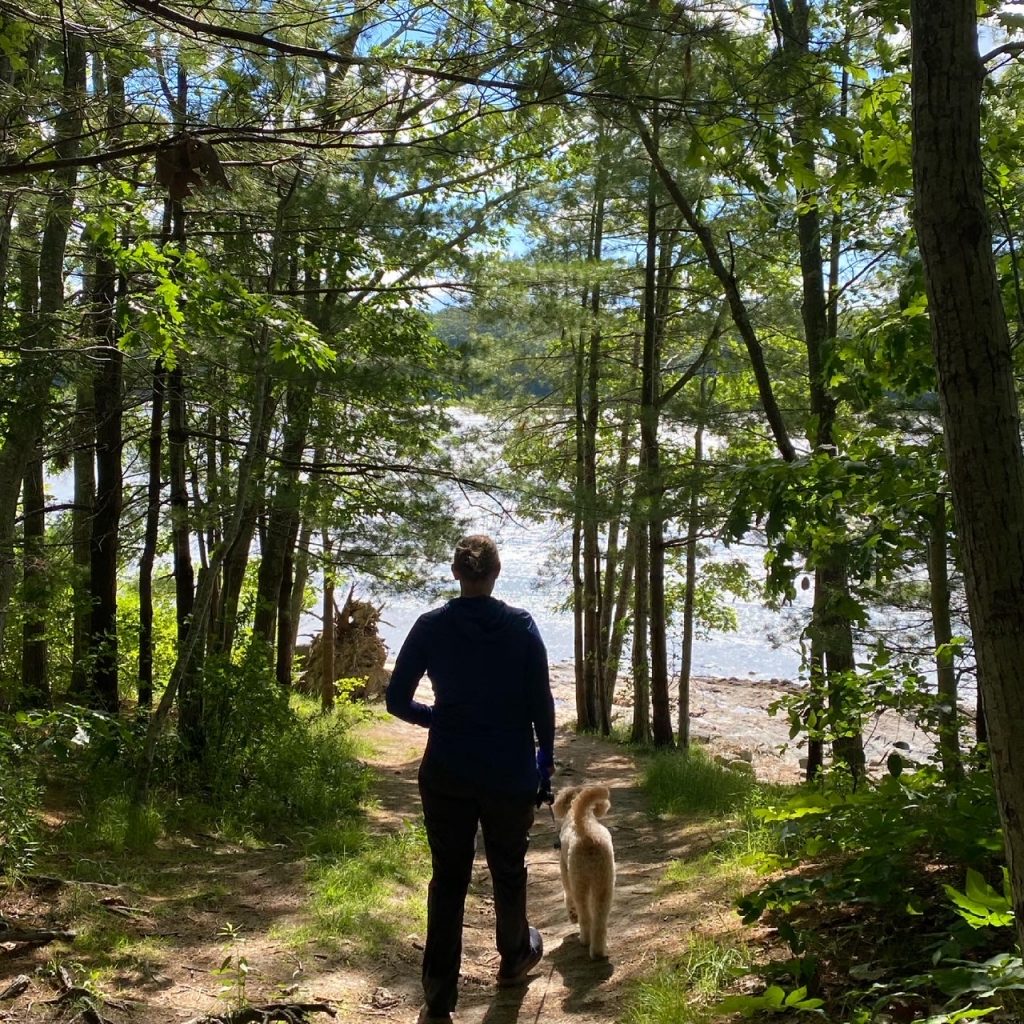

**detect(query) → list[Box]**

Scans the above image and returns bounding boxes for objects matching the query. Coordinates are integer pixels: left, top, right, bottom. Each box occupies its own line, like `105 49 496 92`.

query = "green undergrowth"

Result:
4 676 434 987
27 683 373 862
641 744 784 818
628 742 1014 1023
632 745 1019 1024
616 743 798 1024
728 764 1018 1023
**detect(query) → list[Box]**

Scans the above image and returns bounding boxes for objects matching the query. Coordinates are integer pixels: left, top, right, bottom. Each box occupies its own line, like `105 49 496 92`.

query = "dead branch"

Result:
183 1003 337 1023
25 874 122 891
0 974 30 1000
0 927 77 944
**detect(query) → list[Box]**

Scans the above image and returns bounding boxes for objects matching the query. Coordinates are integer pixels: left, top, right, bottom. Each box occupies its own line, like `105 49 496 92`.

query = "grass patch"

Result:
60 796 164 854
293 823 430 954
642 747 757 817
74 925 168 975
664 850 757 899
623 937 753 1024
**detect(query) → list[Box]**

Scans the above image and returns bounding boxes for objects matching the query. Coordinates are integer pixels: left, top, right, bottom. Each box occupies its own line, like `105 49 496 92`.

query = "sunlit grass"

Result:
73 925 169 976
643 746 756 817
59 796 164 855
287 823 430 954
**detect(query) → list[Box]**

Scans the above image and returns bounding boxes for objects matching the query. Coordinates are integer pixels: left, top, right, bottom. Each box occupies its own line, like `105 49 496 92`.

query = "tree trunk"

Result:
927 491 962 781
678 380 709 748
252 383 312 655
275 514 301 688
204 405 221 649
0 35 85 657
212 181 298 658
71 377 95 698
168 350 201 755
603 525 635 708
630 509 651 745
213 383 275 656
583 155 608 735
773 0 865 779
321 529 334 712
288 517 315 657
649 225 674 749
911 0 1024 946
138 361 275 799
598 332 639 703
572 328 594 731
88 218 124 715
21 445 47 707
138 360 166 709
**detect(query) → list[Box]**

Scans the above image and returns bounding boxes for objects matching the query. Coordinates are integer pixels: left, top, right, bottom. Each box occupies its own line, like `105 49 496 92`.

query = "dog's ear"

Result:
552 787 580 816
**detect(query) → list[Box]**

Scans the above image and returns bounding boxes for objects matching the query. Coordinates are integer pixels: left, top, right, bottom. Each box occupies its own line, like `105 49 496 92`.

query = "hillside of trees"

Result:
3 0 1024 1021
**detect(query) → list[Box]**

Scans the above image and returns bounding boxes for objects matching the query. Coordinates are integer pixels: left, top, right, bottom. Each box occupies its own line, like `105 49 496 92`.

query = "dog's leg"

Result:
588 893 608 959
576 880 592 948
560 851 578 923
587 872 613 959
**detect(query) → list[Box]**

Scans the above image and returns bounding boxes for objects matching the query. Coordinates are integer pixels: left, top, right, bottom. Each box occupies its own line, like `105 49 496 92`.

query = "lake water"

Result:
367 504 810 682
360 409 812 680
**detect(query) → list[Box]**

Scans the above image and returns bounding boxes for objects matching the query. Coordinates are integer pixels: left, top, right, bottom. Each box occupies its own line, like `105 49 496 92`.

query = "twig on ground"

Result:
40 963 124 1024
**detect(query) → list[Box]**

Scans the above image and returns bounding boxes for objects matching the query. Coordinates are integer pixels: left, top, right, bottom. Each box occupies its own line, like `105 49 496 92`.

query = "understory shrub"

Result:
19 658 371 856
189 655 371 836
0 716 43 877
731 765 1010 1022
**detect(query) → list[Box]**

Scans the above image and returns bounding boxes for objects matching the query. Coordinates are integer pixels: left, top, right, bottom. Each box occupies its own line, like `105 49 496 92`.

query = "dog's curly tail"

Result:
572 785 611 840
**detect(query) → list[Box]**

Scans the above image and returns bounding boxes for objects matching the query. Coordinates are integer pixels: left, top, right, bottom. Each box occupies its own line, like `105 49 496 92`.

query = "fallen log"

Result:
183 1002 337 1024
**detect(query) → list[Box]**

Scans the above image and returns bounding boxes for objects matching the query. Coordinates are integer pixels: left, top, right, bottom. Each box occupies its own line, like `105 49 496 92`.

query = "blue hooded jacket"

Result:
386 596 555 796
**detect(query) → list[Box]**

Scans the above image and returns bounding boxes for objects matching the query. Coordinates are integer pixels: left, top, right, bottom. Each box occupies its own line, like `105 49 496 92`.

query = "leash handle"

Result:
547 802 560 849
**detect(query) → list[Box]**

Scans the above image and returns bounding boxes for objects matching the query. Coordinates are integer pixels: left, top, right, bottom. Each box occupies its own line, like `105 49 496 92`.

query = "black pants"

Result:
418 758 535 1015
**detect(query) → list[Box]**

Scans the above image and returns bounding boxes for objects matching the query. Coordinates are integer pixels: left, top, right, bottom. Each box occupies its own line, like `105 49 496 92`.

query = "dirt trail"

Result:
1 711 740 1024
325 715 734 1024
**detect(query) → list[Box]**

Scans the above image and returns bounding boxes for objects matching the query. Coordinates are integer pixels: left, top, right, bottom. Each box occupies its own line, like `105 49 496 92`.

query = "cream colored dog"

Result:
552 785 615 959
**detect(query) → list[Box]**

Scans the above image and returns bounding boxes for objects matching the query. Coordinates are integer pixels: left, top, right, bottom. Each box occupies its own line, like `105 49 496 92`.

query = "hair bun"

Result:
453 534 500 582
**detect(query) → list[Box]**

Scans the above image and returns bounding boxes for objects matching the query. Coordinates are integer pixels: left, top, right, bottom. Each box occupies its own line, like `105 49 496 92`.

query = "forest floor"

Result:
0 669 932 1024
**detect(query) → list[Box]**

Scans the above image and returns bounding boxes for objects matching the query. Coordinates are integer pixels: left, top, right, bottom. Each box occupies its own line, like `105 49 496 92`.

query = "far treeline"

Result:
3 0 1024 969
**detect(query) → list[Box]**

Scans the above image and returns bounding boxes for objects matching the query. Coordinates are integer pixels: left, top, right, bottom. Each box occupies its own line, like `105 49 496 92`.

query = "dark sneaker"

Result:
416 1008 453 1024
496 926 543 986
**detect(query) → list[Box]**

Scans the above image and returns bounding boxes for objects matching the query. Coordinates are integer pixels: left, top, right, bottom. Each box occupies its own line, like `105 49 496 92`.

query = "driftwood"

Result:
183 1002 337 1023
0 927 76 944
296 591 389 701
